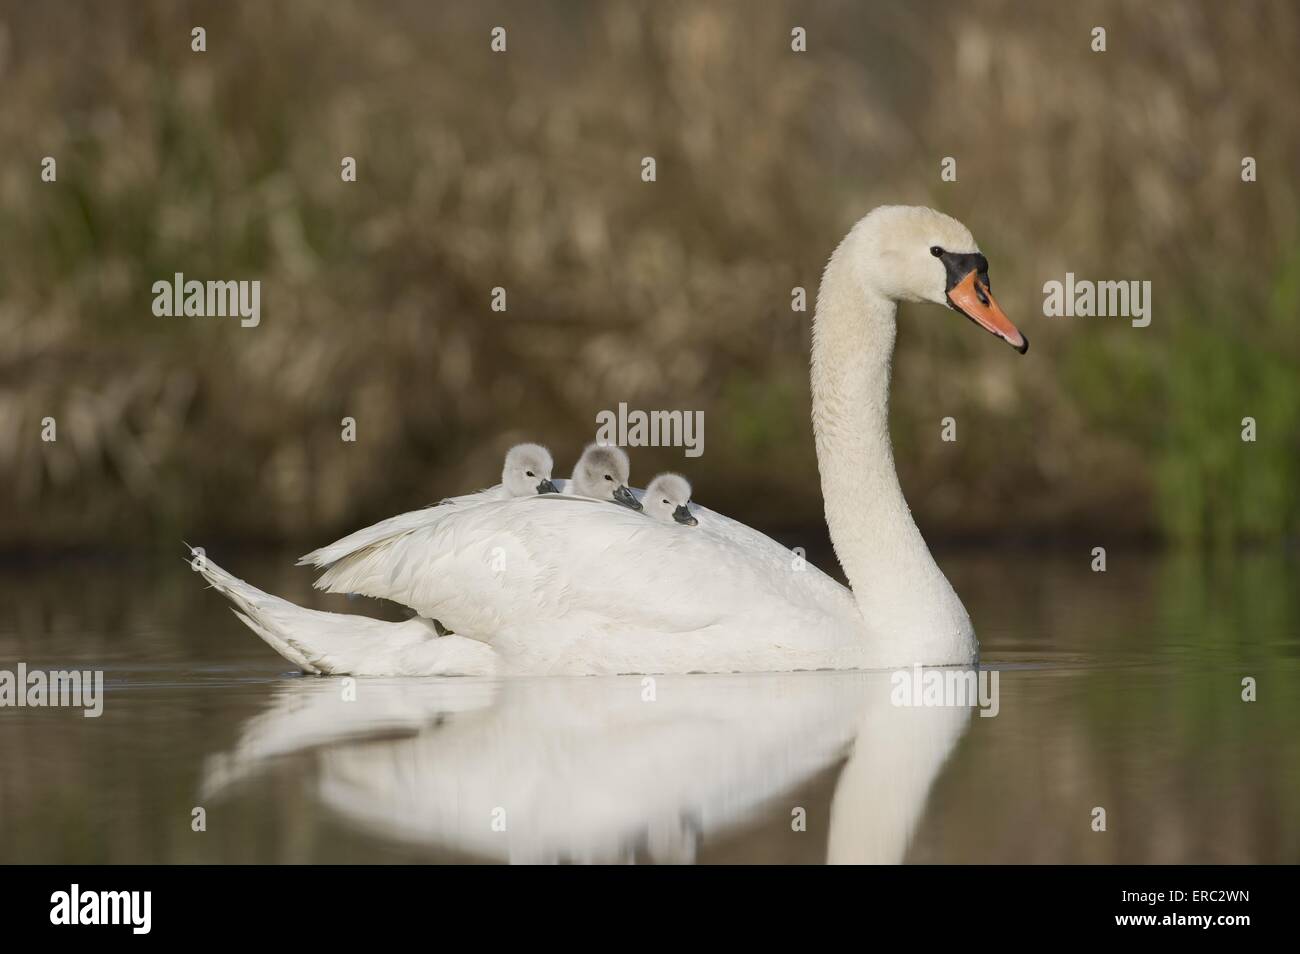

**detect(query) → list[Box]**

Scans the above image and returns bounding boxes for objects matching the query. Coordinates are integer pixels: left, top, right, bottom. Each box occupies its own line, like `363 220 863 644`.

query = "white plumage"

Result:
308 493 863 674
195 556 497 676
197 205 1027 676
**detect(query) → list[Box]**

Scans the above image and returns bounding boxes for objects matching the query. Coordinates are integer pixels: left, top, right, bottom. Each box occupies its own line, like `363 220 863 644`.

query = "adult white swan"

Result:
196 205 1026 676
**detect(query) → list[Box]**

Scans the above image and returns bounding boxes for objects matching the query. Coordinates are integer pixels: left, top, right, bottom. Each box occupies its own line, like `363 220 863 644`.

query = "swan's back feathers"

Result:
298 486 506 569
311 492 864 673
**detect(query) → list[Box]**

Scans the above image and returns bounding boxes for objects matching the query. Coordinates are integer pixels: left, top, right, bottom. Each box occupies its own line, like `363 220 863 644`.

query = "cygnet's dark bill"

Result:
673 505 698 527
613 486 643 511
535 479 559 494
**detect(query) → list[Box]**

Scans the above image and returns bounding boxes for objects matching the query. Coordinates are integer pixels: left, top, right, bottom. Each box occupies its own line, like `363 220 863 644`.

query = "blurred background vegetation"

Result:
1 0 1296 554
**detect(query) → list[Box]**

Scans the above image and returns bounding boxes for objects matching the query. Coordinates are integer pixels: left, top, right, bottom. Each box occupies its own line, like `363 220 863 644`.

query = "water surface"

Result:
1 549 1297 863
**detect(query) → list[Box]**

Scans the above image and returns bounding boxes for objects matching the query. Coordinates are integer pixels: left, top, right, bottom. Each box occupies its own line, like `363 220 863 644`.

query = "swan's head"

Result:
846 205 1027 353
571 443 642 511
644 473 697 526
501 443 558 496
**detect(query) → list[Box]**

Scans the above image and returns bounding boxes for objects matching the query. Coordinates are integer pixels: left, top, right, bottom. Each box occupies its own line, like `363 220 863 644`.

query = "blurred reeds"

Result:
0 0 1296 552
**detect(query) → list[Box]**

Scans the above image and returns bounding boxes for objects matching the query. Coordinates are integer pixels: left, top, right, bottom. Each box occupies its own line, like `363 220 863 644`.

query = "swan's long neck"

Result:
810 242 974 663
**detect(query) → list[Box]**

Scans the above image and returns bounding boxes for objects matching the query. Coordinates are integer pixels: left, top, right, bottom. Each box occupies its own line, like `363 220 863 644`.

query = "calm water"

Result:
1 548 1297 864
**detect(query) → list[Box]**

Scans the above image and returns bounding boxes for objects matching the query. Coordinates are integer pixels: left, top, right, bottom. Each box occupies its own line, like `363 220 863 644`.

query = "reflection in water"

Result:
1 549 1298 863
202 672 969 864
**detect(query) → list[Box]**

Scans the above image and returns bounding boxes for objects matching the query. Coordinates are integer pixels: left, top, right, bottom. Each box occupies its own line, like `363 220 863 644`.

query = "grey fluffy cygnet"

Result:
569 443 642 511
501 443 559 496
644 473 698 526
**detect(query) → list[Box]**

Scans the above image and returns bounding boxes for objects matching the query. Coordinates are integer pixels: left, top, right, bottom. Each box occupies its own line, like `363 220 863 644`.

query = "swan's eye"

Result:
930 246 943 257
525 471 535 478
604 474 613 481
662 499 669 505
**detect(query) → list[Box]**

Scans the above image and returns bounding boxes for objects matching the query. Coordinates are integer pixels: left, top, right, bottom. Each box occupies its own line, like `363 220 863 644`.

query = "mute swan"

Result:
644 473 698 526
197 205 1026 675
564 442 642 511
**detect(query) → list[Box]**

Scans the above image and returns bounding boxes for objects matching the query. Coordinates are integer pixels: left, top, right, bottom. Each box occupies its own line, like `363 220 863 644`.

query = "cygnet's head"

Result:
501 443 558 496
644 473 697 526
570 443 641 511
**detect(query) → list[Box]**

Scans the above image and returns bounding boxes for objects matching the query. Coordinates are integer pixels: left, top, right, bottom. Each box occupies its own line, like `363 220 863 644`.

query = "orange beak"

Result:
946 271 1028 354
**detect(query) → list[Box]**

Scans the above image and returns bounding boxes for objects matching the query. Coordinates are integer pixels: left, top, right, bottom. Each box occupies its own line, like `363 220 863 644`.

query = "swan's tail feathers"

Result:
188 549 319 672
189 547 498 678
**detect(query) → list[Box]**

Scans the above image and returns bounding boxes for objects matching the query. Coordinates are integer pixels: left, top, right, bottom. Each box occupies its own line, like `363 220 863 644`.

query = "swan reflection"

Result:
203 668 971 863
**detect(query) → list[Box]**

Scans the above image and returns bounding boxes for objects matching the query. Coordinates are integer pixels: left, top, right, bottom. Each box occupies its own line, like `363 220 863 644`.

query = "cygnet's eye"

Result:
662 499 669 505
604 474 613 482
930 246 943 257
525 470 535 478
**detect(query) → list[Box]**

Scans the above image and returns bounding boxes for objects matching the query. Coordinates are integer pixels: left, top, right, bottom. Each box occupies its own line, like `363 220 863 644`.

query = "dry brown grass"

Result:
1 1 1296 550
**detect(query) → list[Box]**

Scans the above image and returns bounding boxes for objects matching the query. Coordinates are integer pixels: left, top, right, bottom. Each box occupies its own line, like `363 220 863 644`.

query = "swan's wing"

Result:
298 485 506 568
312 494 862 671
